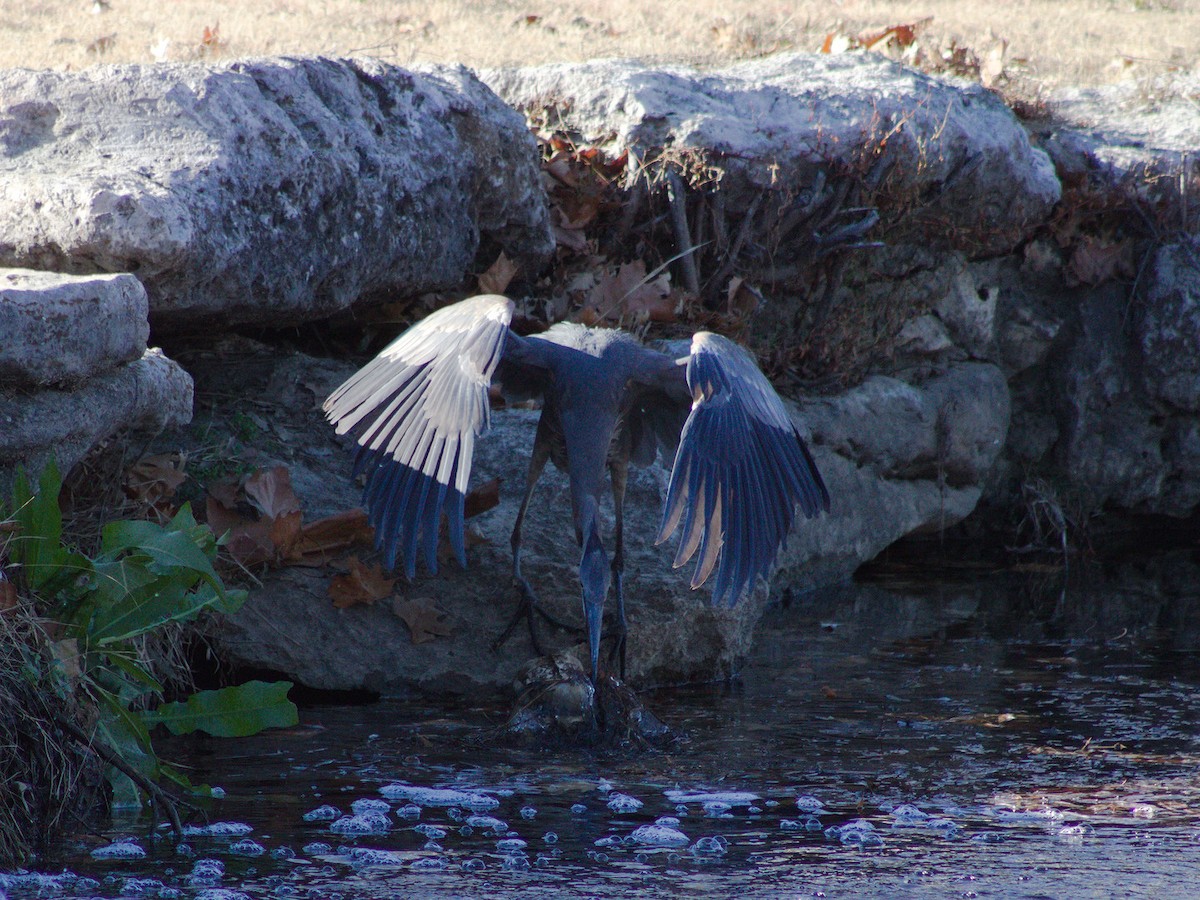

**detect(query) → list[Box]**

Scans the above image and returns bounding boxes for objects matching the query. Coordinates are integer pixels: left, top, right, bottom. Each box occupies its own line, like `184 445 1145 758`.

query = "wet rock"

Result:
0 57 552 329
202 346 1006 695
0 348 193 492
0 268 147 387
485 53 1059 256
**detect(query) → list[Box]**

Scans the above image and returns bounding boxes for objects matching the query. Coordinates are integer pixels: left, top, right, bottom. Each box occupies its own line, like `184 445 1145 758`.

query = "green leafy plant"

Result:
3 461 298 813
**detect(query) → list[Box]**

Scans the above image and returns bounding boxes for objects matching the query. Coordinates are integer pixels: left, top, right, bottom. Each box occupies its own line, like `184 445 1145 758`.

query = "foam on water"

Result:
181 822 255 837
630 824 690 847
302 804 341 822
329 813 391 834
666 790 761 806
90 840 146 860
606 792 644 814
379 784 498 810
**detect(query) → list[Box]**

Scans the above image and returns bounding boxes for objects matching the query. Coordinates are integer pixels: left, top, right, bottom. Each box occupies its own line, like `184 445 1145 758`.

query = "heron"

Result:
323 294 829 683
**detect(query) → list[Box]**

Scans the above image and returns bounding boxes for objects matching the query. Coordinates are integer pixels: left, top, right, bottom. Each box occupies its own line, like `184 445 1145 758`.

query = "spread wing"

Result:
655 332 829 605
323 294 520 578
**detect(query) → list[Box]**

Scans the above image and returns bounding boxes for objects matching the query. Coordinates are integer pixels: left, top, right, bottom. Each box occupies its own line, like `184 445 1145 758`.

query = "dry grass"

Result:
3 0 1197 90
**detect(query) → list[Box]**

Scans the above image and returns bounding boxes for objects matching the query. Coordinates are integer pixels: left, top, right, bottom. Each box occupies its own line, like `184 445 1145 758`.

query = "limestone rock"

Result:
0 57 553 329
206 349 1007 695
0 348 194 490
0 268 148 387
485 53 1060 256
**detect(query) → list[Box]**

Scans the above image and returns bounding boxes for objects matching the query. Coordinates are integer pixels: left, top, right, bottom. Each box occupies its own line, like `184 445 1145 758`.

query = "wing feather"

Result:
324 294 515 578
656 332 830 605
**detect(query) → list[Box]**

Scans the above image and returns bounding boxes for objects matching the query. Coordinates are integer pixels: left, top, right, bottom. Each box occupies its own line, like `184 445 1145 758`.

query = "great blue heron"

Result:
324 294 829 682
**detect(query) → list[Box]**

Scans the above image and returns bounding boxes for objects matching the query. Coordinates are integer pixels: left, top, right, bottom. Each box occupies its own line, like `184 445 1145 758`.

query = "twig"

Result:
666 171 701 295
53 711 192 838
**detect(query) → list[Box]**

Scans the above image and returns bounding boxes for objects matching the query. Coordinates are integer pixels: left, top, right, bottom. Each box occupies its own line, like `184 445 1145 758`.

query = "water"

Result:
6 550 1200 898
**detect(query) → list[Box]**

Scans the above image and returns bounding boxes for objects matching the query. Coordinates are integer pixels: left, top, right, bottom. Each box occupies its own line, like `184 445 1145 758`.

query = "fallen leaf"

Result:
478 252 519 295
464 478 501 518
286 508 375 566
330 557 397 608
0 579 17 614
586 260 675 323
243 466 301 520
206 488 275 567
124 453 188 507
394 596 453 643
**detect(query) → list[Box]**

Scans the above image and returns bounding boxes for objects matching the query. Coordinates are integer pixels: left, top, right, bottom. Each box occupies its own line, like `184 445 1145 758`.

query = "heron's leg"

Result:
493 442 577 653
606 458 629 680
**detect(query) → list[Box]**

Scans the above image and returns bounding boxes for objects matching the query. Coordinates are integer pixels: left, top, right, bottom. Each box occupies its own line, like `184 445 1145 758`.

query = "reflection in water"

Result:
5 551 1200 898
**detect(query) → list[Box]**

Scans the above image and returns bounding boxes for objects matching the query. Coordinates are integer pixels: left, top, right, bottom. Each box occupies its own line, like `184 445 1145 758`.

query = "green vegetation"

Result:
0 462 297 861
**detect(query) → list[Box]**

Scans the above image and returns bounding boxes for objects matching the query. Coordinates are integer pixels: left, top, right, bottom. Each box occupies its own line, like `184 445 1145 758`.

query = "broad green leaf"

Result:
144 681 298 738
101 519 221 592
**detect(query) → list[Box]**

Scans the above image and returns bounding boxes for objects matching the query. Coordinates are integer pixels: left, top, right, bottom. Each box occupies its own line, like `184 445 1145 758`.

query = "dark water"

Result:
6 550 1200 899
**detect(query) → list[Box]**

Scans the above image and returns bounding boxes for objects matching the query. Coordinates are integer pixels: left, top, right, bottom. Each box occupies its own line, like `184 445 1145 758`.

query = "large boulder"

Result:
484 53 1060 257
206 345 1008 695
0 57 553 329
0 268 148 387
0 267 193 490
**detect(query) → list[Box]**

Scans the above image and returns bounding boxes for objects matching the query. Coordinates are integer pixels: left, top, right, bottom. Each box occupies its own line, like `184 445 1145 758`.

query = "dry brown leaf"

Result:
1067 238 1134 286
586 260 675 323
464 478 501 518
243 466 301 520
394 596 453 643
124 453 188 506
330 557 397 608
269 510 304 559
0 579 18 614
286 508 375 566
206 489 275 567
478 252 519 295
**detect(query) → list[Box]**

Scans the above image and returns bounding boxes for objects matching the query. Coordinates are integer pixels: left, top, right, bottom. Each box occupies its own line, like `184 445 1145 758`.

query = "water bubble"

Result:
826 819 883 848
689 836 729 857
675 805 689 816
595 836 621 847
805 817 824 832
630 824 690 847
607 793 644 814
414 823 447 840
120 876 165 894
891 804 929 823
91 840 147 860
329 813 390 835
570 803 588 815
396 804 422 820
351 798 391 816
461 857 486 871
544 832 559 844
348 848 406 866
230 839 266 856
423 841 443 851
466 815 507 831
191 859 226 879
410 857 448 871
666 790 760 806
459 825 474 837
1131 804 1158 819
209 787 226 799
781 819 803 830
520 806 538 820
655 816 681 827
271 846 296 860
795 795 825 813
748 806 763 814
175 843 196 857
194 890 250 900
301 842 332 856
503 854 532 870
497 838 528 851
703 801 732 817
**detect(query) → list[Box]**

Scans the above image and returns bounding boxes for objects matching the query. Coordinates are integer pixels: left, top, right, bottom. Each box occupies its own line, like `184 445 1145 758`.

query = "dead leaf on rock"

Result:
287 508 375 566
330 556 397 608
1067 237 1134 286
479 252 519 295
243 465 301 520
394 596 453 643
